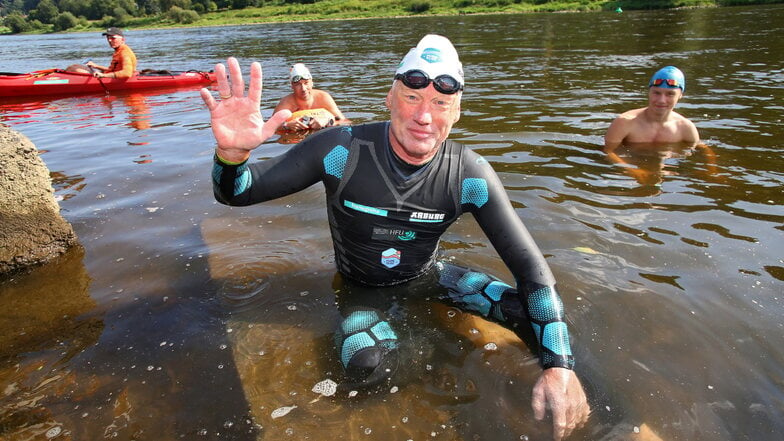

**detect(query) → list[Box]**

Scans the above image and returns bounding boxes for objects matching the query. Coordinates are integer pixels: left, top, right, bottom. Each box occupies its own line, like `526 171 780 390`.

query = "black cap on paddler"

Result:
102 27 124 37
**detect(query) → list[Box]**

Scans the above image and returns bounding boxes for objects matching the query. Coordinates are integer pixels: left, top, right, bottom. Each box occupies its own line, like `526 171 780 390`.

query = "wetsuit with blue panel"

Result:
213 121 574 385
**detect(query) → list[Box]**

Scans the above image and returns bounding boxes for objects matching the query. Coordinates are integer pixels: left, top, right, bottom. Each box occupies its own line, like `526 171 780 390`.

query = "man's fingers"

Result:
262 109 293 139
247 62 262 104
215 62 230 99
227 57 245 98
531 386 546 421
551 403 568 441
200 88 216 111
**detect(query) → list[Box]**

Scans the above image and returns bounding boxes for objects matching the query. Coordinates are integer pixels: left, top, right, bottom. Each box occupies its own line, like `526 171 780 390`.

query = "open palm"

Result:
200 57 291 162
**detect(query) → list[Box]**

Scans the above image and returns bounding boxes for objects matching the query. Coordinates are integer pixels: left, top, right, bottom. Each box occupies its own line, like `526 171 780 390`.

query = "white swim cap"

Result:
395 34 463 87
289 63 312 82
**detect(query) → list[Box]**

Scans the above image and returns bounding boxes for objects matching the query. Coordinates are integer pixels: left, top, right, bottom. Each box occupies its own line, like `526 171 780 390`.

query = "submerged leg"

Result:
435 261 574 370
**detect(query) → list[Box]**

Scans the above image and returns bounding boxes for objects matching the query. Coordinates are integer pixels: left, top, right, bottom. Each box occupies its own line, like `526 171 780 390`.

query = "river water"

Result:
1 5 783 441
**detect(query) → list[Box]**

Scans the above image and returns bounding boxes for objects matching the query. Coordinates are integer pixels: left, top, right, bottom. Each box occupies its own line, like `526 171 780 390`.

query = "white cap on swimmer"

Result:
289 63 312 82
395 34 464 87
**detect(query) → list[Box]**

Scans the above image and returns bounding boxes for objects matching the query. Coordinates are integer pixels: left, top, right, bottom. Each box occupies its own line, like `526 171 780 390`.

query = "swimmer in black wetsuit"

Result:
201 34 590 440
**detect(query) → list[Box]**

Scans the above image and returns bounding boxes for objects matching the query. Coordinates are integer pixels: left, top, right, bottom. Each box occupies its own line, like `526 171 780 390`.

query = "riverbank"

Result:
2 0 777 35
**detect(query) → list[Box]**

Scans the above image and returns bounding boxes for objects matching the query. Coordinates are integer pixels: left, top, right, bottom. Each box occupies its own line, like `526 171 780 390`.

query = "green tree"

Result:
3 11 31 32
0 0 27 15
29 0 59 23
53 11 78 30
111 6 131 25
161 0 192 10
84 0 139 18
167 5 199 23
58 0 91 17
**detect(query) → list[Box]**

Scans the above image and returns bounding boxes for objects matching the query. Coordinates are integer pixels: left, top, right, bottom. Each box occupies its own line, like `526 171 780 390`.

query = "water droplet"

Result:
287 304 297 311
483 342 498 351
390 386 399 393
364 427 372 435
146 365 154 371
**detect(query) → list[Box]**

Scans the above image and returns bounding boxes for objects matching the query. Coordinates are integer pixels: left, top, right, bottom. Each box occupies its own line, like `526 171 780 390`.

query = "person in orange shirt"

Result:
85 27 138 80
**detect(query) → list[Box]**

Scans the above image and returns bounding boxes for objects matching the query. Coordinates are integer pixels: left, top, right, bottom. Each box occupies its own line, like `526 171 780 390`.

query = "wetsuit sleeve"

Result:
462 152 575 370
211 129 336 206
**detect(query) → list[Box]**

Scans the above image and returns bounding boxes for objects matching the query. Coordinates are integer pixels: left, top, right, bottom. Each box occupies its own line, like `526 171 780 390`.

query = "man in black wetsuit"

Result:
201 34 589 440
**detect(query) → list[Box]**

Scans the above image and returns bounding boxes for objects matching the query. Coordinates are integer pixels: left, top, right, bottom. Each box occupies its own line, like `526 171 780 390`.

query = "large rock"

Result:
0 123 77 275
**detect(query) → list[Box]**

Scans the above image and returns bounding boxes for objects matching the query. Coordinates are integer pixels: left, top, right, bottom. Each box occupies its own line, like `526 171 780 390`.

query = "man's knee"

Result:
435 261 514 321
335 309 399 386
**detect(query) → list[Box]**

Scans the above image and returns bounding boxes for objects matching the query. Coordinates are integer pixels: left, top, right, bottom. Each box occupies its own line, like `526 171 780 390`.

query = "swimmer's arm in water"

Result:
463 153 589 440
464 154 572 367
317 91 351 126
603 113 634 156
603 117 658 184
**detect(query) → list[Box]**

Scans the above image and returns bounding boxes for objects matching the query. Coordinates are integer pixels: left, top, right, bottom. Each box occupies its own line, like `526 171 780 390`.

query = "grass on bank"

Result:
0 0 779 34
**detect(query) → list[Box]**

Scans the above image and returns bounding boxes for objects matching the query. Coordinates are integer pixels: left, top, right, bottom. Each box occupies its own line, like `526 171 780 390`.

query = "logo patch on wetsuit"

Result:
372 227 416 241
409 211 445 223
381 248 401 268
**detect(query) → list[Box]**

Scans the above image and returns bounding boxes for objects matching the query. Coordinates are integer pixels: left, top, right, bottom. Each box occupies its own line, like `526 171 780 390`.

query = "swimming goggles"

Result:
291 75 310 83
394 70 463 95
650 78 680 87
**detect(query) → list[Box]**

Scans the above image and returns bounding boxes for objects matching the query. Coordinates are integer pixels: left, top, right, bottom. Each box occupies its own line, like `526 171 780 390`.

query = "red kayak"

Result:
0 69 217 98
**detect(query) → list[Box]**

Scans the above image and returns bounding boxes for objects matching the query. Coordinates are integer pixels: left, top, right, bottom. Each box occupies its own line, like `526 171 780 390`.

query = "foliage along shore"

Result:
1 0 781 35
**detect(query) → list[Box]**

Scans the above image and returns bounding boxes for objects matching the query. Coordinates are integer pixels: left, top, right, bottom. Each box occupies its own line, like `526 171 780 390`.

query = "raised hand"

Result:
200 57 291 163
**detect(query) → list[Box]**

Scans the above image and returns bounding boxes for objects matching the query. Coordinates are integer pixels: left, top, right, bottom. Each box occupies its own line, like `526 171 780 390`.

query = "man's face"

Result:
647 86 682 115
291 78 313 100
385 80 461 164
106 35 124 49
